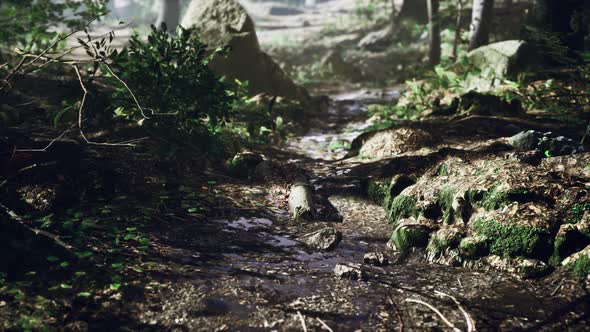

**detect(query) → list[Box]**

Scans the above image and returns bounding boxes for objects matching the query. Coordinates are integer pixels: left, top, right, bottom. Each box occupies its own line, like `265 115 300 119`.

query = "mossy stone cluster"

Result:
427 228 464 256
388 195 418 223
473 218 551 259
391 221 432 251
458 236 489 258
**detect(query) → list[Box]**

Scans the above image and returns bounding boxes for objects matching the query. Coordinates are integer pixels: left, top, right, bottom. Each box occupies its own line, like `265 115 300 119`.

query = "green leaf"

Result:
76 251 93 259
110 283 122 291
77 292 92 297
47 256 60 263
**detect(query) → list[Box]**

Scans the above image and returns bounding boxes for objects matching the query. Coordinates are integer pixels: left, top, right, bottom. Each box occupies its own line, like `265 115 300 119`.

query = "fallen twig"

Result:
74 65 137 147
404 298 461 332
0 202 75 253
435 291 476 332
296 311 308 332
316 318 333 332
388 294 405 332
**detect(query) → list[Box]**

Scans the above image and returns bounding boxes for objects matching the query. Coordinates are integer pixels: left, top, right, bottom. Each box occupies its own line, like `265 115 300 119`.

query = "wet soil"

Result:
128 90 589 331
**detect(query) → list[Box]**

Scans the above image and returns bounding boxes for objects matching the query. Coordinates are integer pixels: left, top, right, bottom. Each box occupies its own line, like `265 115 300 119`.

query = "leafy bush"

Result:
106 25 236 153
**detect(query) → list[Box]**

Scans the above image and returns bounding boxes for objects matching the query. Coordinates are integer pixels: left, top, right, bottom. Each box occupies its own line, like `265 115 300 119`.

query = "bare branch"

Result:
404 298 461 332
15 124 76 152
73 65 137 147
103 63 151 119
316 318 333 332
296 311 308 332
435 291 476 332
0 202 75 253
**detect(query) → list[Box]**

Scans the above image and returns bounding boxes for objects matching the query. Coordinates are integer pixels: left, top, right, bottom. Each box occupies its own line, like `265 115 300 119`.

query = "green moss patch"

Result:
437 186 458 224
571 255 590 276
388 195 418 223
566 202 590 224
549 229 590 266
366 178 390 205
427 230 463 256
473 218 551 259
391 224 431 251
459 236 489 259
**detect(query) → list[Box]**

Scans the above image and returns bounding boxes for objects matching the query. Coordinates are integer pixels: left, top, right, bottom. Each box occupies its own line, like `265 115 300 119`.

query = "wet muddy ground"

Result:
127 92 590 331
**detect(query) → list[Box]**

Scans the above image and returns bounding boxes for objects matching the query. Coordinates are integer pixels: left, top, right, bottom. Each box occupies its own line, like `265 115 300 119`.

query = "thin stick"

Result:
315 318 333 332
0 202 75 253
296 311 308 332
73 65 137 147
388 294 405 332
15 124 75 152
435 291 476 332
103 63 150 119
404 298 461 332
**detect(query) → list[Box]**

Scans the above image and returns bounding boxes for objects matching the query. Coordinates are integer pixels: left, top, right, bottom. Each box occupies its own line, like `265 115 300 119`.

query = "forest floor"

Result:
2 1 590 331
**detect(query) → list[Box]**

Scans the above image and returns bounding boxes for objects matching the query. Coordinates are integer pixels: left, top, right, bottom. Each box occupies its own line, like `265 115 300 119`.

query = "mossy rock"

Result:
473 218 551 259
391 218 434 251
366 178 390 205
562 244 590 276
227 151 263 178
458 236 489 259
436 185 458 224
571 255 590 276
549 224 590 267
427 227 465 257
388 195 418 223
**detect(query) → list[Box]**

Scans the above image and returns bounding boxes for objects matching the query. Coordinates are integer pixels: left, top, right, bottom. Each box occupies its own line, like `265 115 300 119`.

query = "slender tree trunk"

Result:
468 0 495 51
399 0 428 24
428 0 441 65
541 0 586 52
155 0 181 30
452 0 464 60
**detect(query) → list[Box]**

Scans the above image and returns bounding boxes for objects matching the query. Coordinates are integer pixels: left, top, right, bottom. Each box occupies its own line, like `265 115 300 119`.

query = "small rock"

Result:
390 218 435 251
320 50 363 81
458 236 489 259
334 263 368 281
509 130 583 156
485 255 550 279
358 26 393 51
300 227 342 251
253 160 273 180
363 252 388 266
269 6 303 16
227 151 263 178
0 301 5 307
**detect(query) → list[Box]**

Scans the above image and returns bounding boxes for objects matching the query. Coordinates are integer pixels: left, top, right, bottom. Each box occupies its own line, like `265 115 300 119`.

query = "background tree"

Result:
539 0 587 52
155 0 182 30
399 0 428 24
427 0 441 65
468 0 494 50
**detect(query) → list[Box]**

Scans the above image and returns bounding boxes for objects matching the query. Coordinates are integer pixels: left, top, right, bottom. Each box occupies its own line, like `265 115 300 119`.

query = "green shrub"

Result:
106 25 235 153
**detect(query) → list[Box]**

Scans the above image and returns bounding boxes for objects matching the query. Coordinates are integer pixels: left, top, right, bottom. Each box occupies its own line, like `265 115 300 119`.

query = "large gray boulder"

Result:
465 40 539 91
181 0 309 103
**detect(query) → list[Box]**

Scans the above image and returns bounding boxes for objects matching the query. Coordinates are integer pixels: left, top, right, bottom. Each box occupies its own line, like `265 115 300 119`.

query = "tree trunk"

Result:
399 0 428 24
155 0 181 31
540 0 586 52
468 0 495 51
428 0 441 65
